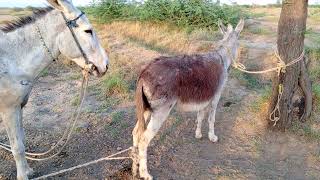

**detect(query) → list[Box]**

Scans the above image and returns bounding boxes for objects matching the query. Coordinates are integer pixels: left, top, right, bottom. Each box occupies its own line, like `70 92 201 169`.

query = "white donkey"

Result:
0 0 108 179
132 20 244 179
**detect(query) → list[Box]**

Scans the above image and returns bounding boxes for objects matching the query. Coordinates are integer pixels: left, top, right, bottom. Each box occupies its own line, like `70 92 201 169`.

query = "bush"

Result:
87 0 249 30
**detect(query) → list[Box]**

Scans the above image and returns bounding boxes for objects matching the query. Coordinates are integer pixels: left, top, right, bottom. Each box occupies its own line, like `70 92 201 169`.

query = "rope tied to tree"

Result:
269 84 284 126
232 48 305 75
231 48 305 126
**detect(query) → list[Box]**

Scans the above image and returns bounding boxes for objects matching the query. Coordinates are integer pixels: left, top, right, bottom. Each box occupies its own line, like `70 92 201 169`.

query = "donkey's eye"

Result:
84 29 93 36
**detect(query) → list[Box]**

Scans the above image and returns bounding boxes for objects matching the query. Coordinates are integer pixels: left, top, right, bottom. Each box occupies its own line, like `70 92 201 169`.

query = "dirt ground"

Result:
1 7 320 180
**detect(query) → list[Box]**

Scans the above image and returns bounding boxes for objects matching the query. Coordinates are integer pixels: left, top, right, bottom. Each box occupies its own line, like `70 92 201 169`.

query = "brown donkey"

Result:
132 19 244 179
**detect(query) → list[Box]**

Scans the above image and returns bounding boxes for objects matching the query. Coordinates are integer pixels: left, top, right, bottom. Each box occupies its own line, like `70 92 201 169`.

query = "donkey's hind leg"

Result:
2 106 33 180
208 76 227 143
132 110 151 178
195 109 206 139
138 102 174 180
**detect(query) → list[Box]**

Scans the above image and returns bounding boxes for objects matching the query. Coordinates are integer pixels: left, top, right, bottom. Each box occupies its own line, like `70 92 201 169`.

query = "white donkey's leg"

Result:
138 103 174 180
195 110 206 139
208 76 227 143
2 106 33 180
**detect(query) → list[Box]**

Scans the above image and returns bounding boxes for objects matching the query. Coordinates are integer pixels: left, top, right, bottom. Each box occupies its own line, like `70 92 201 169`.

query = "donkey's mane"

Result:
0 6 54 33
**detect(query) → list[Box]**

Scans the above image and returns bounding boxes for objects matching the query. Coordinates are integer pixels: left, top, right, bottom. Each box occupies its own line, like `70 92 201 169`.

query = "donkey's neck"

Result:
1 10 63 80
208 45 233 70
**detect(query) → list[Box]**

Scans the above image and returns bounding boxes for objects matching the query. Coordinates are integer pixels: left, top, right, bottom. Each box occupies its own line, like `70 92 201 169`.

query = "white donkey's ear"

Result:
218 20 227 35
235 19 245 35
47 0 75 13
227 24 233 33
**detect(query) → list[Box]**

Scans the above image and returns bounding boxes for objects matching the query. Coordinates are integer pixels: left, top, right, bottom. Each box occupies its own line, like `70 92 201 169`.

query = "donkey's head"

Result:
47 0 109 77
218 19 244 65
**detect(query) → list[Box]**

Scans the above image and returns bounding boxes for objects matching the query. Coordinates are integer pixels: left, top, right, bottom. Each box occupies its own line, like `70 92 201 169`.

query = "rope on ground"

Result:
31 147 132 180
231 48 305 125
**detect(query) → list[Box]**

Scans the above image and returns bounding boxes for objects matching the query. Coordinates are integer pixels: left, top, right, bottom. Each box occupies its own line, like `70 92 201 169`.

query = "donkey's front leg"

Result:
195 110 206 139
2 106 33 180
208 77 227 143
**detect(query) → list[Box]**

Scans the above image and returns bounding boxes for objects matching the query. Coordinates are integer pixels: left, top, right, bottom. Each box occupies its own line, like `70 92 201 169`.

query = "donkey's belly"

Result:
176 100 211 112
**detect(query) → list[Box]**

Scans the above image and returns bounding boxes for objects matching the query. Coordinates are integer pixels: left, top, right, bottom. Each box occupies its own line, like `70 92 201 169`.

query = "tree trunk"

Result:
268 0 312 130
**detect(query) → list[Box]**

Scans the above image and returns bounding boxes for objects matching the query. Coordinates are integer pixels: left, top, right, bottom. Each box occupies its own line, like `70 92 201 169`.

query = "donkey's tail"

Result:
134 80 151 141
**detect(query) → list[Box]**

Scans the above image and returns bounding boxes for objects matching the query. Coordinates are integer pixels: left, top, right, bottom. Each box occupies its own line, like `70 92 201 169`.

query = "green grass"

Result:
102 73 129 97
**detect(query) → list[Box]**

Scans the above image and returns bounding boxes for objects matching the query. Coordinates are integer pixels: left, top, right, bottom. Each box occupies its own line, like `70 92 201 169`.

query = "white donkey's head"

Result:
47 0 109 77
218 19 244 64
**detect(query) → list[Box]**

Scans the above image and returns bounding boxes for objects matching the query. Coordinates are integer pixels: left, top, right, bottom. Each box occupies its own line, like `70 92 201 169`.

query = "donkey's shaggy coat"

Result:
139 55 224 104
132 19 244 180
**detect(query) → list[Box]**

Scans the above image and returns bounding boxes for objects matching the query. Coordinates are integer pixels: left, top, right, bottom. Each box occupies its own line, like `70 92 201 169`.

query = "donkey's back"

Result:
139 54 225 111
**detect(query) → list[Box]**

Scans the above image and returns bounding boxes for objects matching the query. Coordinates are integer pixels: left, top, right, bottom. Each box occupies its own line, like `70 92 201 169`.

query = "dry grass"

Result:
104 21 220 55
0 8 32 25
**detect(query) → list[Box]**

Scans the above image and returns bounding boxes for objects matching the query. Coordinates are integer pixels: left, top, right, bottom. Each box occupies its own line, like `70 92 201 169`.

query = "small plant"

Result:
102 73 129 97
71 95 80 106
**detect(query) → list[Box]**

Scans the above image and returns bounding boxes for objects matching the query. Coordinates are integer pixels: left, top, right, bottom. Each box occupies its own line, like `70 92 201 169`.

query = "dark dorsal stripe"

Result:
0 6 54 33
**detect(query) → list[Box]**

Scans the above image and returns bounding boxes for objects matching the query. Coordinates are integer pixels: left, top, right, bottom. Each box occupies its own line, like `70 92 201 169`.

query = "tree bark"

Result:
268 0 312 130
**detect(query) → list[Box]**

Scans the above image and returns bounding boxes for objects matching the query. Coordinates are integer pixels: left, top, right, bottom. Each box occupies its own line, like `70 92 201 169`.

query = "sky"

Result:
0 0 319 7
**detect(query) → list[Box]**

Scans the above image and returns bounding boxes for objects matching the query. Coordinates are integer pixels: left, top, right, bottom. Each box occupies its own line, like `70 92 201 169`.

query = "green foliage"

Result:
86 0 249 30
102 73 129 97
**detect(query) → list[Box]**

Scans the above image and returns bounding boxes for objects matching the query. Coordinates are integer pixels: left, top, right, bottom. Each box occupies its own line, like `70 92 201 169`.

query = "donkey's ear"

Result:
47 0 63 10
218 20 227 35
235 19 245 35
227 24 233 33
47 0 75 13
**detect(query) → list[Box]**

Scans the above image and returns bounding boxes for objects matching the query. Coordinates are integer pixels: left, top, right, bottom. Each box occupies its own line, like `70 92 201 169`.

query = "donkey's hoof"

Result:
195 132 202 139
209 134 218 143
140 172 153 180
17 175 29 180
